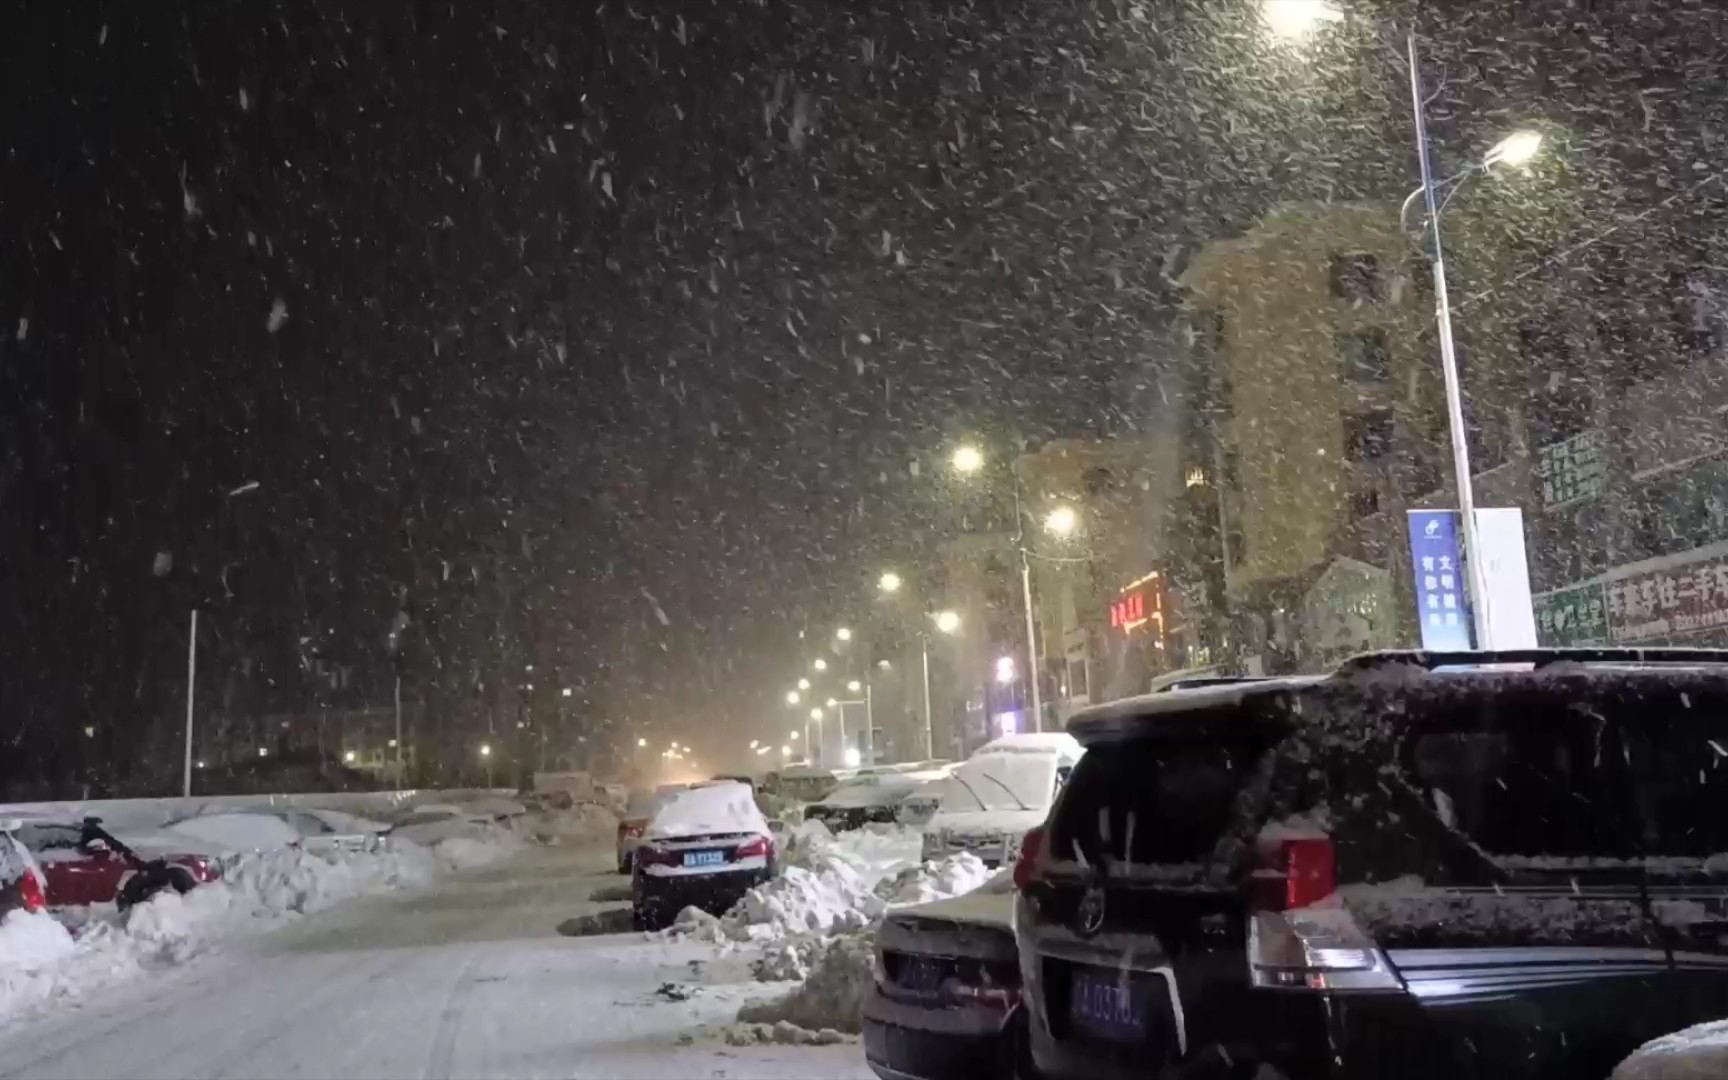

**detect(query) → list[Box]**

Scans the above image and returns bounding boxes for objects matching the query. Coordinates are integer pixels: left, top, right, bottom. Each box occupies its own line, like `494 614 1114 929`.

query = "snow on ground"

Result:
1614 1021 1728 1080
0 822 525 1022
0 840 872 1080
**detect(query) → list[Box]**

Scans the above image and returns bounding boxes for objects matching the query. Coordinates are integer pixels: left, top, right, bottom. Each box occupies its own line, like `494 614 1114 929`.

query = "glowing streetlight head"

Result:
258 747 269 758
1260 0 1342 40
847 680 862 693
996 656 1017 685
789 730 800 740
951 444 985 475
835 627 853 642
826 697 838 708
1485 129 1543 169
843 747 862 768
813 658 828 672
561 687 573 697
933 609 962 635
637 736 648 748
878 571 903 594
1044 504 1079 537
786 690 801 705
478 743 492 758
749 739 759 749
343 750 356 763
810 707 825 721
781 745 793 757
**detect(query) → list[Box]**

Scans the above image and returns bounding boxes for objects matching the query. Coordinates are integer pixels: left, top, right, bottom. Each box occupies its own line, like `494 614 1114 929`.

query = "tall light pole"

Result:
921 610 961 760
1406 32 1543 649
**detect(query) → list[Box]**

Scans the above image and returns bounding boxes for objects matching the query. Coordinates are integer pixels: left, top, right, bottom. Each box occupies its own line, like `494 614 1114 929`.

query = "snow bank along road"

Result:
0 843 871 1080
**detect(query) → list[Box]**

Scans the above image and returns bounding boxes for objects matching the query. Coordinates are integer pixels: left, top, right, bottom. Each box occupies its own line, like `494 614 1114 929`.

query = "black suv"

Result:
1014 649 1728 1080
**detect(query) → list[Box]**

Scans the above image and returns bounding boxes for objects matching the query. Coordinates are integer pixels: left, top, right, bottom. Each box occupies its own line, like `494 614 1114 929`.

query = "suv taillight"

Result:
18 868 46 913
735 835 771 860
1250 836 1336 912
1246 834 1401 993
1012 827 1045 892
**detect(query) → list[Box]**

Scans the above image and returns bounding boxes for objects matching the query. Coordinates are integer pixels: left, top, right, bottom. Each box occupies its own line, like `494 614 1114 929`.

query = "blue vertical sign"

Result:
1406 510 1475 650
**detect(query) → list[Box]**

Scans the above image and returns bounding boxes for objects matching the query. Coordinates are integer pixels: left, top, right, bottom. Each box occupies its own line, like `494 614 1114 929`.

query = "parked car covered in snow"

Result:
922 733 1083 868
162 808 390 854
1015 648 1728 1080
865 871 1020 1080
808 768 953 833
16 819 220 909
0 820 48 919
630 780 774 930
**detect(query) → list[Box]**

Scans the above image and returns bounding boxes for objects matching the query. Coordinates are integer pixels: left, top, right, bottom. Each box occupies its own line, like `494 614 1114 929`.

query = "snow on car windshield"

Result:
940 754 1057 813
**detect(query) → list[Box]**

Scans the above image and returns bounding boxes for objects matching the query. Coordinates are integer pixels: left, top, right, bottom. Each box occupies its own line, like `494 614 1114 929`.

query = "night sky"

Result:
5 0 1726 796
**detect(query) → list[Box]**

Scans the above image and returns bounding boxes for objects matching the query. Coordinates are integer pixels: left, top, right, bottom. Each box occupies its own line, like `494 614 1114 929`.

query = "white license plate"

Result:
682 850 726 868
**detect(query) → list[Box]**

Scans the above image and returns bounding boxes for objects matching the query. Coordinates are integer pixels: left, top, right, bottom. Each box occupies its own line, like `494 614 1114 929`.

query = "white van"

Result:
920 733 1083 867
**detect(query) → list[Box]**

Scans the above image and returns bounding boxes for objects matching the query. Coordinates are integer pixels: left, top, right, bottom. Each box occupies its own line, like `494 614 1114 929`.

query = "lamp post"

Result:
918 610 962 760
1405 32 1544 648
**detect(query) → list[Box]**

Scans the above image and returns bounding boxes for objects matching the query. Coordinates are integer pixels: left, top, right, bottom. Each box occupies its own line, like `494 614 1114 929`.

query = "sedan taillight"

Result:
735 835 771 860
18 869 46 913
1011 827 1045 892
635 844 681 868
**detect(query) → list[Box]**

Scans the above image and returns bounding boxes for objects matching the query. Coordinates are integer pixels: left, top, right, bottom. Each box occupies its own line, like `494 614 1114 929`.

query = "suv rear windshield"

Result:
1405 678 1728 862
1051 731 1273 873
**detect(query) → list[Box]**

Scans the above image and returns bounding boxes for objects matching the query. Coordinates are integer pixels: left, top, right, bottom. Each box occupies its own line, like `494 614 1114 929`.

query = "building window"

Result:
1349 487 1381 521
1344 410 1395 464
1329 252 1382 303
1339 328 1391 383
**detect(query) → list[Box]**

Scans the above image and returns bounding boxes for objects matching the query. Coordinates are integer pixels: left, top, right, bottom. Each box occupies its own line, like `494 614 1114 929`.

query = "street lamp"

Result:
786 690 801 705
343 749 356 763
479 743 492 758
915 610 964 760
835 626 853 642
1043 504 1078 538
1484 129 1543 169
798 678 811 690
810 708 824 720
1260 0 1342 40
561 687 572 697
813 658 828 672
1406 34 1547 649
637 736 648 748
826 697 838 708
996 656 1016 685
789 730 800 740
847 680 862 693
951 445 984 475
878 571 903 595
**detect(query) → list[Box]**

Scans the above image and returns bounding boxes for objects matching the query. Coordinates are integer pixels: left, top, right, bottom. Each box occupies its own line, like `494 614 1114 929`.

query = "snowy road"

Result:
0 845 872 1080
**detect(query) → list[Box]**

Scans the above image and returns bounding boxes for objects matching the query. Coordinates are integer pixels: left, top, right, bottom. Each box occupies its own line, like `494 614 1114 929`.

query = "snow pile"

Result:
722 862 883 941
0 911 76 1016
515 803 617 848
0 829 520 1023
1614 1021 1728 1079
737 931 876 1034
721 1020 850 1046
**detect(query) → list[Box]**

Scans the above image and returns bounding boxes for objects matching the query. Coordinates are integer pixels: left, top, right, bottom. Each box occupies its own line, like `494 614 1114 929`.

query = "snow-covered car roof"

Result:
970 732 1084 762
646 781 768 840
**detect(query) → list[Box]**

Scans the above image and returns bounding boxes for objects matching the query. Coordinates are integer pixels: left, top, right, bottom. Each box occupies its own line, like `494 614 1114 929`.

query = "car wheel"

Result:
632 894 666 932
618 852 633 875
118 864 193 911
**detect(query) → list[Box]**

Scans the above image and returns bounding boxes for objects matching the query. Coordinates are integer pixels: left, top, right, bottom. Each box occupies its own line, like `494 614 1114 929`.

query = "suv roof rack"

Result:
1338 647 1728 672
1153 675 1279 693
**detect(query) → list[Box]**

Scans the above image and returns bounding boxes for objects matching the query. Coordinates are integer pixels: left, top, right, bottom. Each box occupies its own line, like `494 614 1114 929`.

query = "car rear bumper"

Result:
635 866 769 915
863 1004 1006 1080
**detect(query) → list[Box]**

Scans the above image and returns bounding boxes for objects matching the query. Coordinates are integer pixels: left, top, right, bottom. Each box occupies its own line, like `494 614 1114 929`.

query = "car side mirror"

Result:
84 839 111 856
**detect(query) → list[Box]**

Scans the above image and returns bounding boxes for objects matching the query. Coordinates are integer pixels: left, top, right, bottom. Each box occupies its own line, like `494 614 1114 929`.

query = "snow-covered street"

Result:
0 843 873 1080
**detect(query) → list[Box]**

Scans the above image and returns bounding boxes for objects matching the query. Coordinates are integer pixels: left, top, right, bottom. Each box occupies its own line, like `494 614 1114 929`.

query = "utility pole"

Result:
182 609 197 797
863 679 875 766
1019 548 1043 732
1408 30 1494 648
920 634 935 759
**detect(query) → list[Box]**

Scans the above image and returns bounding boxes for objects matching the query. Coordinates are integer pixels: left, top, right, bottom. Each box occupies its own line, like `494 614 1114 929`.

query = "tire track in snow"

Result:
421 951 482 1080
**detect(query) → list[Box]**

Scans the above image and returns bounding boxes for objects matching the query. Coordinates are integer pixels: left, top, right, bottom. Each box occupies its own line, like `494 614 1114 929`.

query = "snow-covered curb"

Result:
0 828 523 1022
